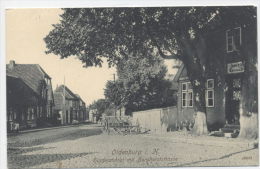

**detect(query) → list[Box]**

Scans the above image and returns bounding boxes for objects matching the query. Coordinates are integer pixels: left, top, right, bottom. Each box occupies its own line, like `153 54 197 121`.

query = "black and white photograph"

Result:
1 1 259 169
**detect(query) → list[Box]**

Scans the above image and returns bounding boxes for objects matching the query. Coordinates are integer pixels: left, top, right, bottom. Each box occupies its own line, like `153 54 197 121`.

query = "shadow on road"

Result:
8 127 101 168
8 146 55 155
8 128 102 147
8 152 94 169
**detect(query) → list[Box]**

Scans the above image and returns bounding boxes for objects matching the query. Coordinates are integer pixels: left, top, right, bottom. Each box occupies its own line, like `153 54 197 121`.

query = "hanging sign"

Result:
227 61 244 74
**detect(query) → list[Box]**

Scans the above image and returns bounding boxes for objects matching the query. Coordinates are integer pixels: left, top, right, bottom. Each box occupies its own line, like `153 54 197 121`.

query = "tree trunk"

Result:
239 113 258 139
239 59 258 139
180 35 208 135
190 80 208 135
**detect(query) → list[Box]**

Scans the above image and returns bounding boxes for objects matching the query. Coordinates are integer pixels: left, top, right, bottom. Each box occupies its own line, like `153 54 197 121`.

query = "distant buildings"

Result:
6 60 87 132
54 85 87 125
6 60 55 131
89 109 97 123
75 94 88 123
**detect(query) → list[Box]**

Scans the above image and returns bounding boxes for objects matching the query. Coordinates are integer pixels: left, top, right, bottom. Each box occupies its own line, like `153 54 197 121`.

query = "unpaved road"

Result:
7 124 258 168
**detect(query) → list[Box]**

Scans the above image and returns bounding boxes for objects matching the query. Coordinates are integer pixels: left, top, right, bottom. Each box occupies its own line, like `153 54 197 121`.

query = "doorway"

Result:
226 76 241 125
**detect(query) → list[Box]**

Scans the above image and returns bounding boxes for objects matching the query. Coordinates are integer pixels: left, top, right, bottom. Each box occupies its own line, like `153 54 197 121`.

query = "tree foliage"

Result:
45 7 257 136
45 7 256 67
104 80 125 107
104 56 176 114
89 99 110 120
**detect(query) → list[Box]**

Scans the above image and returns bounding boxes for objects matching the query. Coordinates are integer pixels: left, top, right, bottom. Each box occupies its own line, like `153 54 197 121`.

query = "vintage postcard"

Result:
2 1 259 169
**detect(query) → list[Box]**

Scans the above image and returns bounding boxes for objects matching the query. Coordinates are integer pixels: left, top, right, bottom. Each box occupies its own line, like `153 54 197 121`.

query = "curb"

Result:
8 124 87 136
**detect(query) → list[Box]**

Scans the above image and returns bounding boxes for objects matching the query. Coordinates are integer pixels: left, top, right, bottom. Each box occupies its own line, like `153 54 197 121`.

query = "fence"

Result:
132 106 194 133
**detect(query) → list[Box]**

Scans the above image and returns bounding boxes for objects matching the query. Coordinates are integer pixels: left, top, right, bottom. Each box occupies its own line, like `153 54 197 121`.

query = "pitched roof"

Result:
171 81 179 90
6 63 51 96
55 85 78 100
173 63 184 82
75 94 85 104
7 75 39 105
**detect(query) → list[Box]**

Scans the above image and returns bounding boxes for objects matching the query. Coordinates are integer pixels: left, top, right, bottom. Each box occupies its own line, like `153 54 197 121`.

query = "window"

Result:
27 110 30 120
22 113 25 121
8 108 14 121
226 27 241 52
182 92 187 107
233 79 241 88
206 79 214 107
182 82 193 107
39 107 42 117
8 110 13 121
9 113 13 121
233 91 241 101
31 108 35 120
232 78 241 101
182 83 187 91
188 92 193 107
14 112 16 120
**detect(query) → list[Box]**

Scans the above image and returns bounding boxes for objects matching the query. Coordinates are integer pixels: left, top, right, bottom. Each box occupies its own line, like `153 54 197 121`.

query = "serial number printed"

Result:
242 156 252 160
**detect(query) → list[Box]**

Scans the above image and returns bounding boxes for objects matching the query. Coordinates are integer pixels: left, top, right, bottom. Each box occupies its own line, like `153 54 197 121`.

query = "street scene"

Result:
7 124 258 168
5 5 259 169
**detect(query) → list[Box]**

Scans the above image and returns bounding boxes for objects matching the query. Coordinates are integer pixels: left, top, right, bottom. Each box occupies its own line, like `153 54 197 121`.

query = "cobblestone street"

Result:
7 124 258 168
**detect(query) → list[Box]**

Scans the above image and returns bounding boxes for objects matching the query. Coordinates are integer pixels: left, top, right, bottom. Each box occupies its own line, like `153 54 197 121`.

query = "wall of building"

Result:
206 83 226 130
177 64 227 131
177 79 195 124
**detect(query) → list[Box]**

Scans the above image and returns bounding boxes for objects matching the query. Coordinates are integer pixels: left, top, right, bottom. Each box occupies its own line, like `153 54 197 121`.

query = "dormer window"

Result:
226 27 242 53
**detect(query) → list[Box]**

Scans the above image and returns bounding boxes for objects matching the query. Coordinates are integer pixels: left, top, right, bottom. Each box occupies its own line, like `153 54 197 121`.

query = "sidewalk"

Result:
8 123 91 136
144 131 258 149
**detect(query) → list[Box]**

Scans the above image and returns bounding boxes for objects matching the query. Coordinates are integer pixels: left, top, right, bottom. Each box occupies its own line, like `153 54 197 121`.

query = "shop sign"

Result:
227 61 244 74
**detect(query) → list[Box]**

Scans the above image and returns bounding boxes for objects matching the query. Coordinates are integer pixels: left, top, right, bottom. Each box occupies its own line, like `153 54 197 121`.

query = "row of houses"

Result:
6 60 87 131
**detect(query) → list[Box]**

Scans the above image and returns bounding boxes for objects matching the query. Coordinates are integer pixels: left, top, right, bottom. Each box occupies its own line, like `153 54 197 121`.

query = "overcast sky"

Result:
6 8 177 105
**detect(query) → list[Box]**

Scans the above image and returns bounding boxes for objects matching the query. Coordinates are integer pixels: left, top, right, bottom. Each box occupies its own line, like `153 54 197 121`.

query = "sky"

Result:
6 8 177 105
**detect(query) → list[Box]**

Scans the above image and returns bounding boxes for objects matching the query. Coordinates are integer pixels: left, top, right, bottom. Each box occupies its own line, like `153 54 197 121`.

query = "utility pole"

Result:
63 76 65 105
112 73 116 117
63 76 66 124
113 73 116 82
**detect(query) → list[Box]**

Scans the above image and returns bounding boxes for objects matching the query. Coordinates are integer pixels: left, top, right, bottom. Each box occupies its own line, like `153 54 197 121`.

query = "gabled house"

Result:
6 60 55 131
174 23 257 131
54 85 86 125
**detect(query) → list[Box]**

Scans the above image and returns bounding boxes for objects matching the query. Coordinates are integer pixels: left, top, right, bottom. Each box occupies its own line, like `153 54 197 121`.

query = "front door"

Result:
226 76 241 125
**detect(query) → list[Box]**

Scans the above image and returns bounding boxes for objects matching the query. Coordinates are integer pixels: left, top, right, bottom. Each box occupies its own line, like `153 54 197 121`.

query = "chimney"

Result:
9 60 15 69
56 84 59 91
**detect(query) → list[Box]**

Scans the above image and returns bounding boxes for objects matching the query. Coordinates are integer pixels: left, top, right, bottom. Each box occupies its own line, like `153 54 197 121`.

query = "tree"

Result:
45 7 257 137
104 80 125 108
89 99 110 120
104 56 176 114
238 25 258 139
